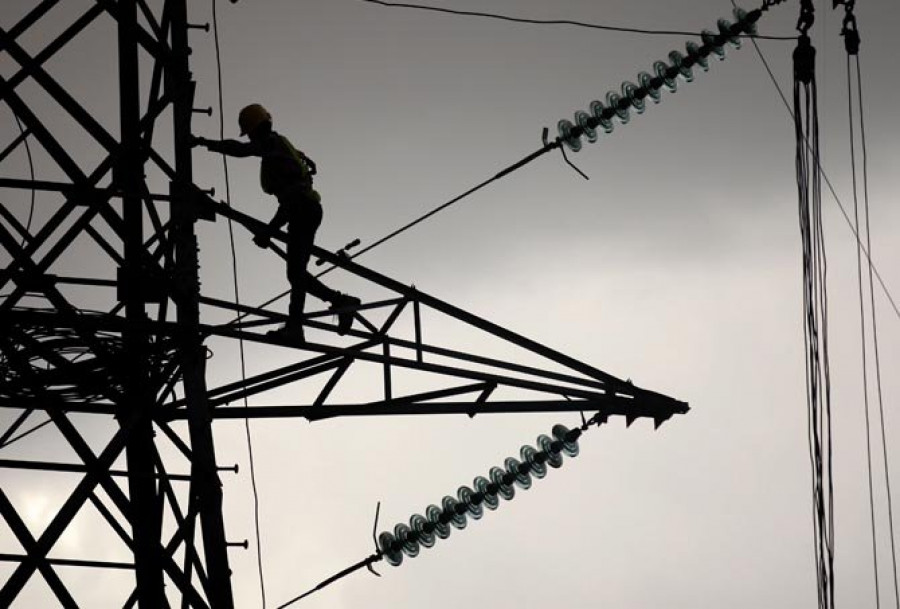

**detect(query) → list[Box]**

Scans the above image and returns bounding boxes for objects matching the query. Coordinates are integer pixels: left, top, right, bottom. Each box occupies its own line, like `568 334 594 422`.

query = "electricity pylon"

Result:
0 2 687 606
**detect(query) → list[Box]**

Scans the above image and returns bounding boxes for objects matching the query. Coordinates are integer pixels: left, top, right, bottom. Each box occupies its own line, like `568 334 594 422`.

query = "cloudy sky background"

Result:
2 0 899 607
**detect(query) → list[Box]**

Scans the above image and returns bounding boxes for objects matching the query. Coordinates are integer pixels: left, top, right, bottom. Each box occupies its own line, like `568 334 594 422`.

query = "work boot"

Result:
330 293 361 335
267 322 305 344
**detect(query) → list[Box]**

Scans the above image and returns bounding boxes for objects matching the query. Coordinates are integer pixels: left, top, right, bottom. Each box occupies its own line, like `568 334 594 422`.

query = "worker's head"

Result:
238 103 272 139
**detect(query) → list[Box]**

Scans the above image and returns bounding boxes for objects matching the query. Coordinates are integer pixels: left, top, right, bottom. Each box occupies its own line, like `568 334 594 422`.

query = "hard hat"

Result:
238 103 271 136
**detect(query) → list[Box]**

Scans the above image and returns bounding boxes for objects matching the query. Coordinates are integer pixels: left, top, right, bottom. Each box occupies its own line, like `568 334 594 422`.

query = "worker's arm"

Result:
252 203 290 248
191 136 261 158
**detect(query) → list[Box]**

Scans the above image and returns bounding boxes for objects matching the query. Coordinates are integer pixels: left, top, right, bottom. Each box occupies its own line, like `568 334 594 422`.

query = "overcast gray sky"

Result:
2 0 900 607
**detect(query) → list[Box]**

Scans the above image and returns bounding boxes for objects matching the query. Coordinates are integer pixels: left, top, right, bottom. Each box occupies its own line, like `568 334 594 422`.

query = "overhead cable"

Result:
728 0 900 327
839 0 899 602
357 0 795 40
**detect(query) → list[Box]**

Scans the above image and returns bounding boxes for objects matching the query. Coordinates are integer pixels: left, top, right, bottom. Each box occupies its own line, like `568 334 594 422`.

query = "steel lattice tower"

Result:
0 2 687 606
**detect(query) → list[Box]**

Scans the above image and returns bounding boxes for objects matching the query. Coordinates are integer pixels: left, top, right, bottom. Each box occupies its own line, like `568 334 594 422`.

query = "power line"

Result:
357 0 796 40
848 49 881 609
211 1 268 607
729 0 900 328
855 53 900 609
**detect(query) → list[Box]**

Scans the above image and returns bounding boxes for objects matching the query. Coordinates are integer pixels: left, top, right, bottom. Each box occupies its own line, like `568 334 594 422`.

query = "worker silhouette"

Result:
192 104 360 342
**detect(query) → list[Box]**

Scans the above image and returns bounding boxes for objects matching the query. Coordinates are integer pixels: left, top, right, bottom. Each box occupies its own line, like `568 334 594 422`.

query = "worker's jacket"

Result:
203 130 320 205
258 132 319 202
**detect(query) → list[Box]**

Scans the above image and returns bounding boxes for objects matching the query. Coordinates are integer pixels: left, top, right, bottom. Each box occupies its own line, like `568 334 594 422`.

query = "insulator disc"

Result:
474 475 499 511
378 531 403 567
557 119 582 152
410 513 435 548
489 465 516 501
394 523 420 558
636 72 661 104
538 434 564 468
733 7 757 36
520 445 548 479
717 19 741 49
701 30 726 61
551 424 580 458
621 81 645 115
458 485 484 520
668 50 694 83
504 456 533 490
653 60 677 93
442 495 467 530
574 110 598 143
589 100 615 133
685 41 709 72
426 503 451 539
605 91 630 125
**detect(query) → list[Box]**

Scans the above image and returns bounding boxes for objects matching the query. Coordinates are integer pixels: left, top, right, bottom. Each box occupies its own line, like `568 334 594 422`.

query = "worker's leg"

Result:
286 198 340 319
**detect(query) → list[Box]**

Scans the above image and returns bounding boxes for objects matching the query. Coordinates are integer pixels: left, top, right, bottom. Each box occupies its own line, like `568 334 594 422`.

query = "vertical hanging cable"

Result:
858 55 900 609
210 0 267 606
793 4 834 608
844 17 881 609
838 0 900 604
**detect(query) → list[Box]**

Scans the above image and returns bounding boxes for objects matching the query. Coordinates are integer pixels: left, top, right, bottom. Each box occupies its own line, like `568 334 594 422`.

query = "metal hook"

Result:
368 501 382 577
559 146 590 181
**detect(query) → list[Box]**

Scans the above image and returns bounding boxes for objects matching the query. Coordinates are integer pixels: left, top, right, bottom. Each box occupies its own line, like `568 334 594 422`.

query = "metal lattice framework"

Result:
0 2 688 607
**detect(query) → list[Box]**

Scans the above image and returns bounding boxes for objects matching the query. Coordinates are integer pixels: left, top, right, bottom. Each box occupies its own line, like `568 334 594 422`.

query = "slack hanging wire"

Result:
276 415 607 607
837 0 899 605
210 0 268 606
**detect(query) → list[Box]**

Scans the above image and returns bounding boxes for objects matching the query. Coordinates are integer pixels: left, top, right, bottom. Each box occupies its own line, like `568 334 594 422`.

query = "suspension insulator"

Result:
621 80 646 114
474 475 500 510
394 523 420 558
605 91 631 124
701 29 727 60
637 72 662 103
733 7 757 35
685 41 709 72
557 119 583 152
589 100 615 132
537 434 564 468
520 444 548 479
575 110 598 143
458 485 484 520
653 60 678 93
552 424 580 458
668 50 694 83
717 19 742 48
442 495 468 530
378 531 404 566
410 513 436 548
504 456 533 490
426 503 451 539
489 465 516 500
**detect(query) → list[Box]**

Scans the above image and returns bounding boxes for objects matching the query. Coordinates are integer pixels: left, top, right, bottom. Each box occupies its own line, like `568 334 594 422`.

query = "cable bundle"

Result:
377 424 582 566
556 6 761 152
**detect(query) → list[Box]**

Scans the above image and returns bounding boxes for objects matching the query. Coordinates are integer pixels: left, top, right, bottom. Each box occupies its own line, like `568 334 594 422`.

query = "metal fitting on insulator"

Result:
796 0 815 34
793 34 816 84
841 14 860 55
